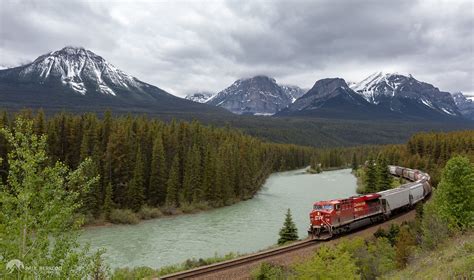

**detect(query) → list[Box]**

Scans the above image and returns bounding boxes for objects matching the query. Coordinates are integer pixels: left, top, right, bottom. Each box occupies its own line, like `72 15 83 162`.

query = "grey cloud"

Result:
0 0 472 96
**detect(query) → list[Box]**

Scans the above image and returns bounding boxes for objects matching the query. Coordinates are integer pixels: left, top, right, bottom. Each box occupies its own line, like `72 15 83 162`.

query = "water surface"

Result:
80 168 357 269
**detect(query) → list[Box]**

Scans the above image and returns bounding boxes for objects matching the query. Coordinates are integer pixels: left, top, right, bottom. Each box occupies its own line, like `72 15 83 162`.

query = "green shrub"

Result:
432 156 474 230
112 266 158 280
109 209 139 225
179 202 199 214
421 200 450 250
138 206 163 220
251 262 286 280
293 245 359 279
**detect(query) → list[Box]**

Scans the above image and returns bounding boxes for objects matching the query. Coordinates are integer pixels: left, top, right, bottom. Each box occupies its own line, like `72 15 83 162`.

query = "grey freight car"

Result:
379 187 411 215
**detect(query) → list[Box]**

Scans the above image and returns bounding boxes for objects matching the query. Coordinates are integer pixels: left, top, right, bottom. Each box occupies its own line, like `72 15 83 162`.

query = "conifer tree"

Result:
278 208 298 244
103 182 113 219
376 156 392 191
365 158 377 193
351 152 358 171
148 135 167 206
126 145 145 211
166 155 180 208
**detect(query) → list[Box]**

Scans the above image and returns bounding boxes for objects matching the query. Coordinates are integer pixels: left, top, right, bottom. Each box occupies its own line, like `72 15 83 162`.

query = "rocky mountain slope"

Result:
452 92 474 120
350 72 461 120
185 91 214 103
207 76 294 115
277 78 396 119
0 46 225 115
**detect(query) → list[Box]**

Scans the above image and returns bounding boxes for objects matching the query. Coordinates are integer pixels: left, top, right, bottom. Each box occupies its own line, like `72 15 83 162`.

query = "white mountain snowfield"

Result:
350 71 407 102
17 46 145 96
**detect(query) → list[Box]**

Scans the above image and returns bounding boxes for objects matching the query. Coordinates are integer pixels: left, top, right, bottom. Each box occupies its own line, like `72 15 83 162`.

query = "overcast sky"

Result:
1 0 473 96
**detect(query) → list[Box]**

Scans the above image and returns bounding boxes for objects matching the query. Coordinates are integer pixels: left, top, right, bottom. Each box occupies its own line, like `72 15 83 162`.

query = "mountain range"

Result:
0 46 226 115
197 72 466 121
0 47 471 122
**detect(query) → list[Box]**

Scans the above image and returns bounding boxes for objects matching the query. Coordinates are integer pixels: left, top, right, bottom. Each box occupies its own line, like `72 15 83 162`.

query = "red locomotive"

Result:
308 165 431 240
309 194 384 239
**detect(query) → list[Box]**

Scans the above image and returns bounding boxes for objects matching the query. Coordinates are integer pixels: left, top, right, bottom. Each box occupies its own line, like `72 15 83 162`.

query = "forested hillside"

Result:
0 110 319 223
1 110 471 224
309 130 474 187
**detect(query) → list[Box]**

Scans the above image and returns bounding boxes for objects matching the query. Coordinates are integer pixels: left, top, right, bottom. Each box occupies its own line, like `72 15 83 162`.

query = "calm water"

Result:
79 168 357 269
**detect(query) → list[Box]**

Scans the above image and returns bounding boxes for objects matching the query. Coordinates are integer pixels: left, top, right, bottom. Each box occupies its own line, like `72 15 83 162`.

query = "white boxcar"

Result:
409 183 425 205
379 188 411 214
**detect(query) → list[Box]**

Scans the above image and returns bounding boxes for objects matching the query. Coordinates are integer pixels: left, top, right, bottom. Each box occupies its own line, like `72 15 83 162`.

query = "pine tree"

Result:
351 152 358 171
365 158 377 193
103 182 113 219
376 156 392 191
165 155 180 208
148 136 167 206
278 208 298 244
33 109 46 135
126 145 145 211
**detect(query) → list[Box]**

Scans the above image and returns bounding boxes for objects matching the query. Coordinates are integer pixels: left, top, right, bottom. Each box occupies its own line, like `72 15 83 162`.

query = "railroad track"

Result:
160 238 318 279
160 208 418 279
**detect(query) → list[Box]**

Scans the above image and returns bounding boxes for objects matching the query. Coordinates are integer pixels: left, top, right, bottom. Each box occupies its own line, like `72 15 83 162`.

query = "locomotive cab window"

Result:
314 205 333 210
335 204 340 210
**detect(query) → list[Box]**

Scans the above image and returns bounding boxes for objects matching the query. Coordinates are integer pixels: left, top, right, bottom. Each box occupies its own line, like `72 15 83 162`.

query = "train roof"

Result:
313 193 381 205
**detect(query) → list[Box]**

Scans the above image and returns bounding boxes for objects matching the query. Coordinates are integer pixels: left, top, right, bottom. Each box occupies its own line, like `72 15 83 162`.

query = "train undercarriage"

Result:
308 213 386 240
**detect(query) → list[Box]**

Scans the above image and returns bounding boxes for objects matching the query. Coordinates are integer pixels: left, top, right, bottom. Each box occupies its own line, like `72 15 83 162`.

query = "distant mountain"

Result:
185 91 214 103
350 72 462 120
0 46 226 115
280 85 307 102
206 75 304 115
452 92 474 120
277 78 394 119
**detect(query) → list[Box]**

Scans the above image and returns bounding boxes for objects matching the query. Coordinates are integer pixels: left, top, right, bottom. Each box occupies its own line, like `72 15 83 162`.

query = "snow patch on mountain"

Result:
17 46 141 96
207 75 294 115
185 91 214 103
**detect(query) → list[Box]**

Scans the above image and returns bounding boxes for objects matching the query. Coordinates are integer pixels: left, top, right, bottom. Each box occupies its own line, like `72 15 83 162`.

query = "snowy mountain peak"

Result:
350 72 461 118
17 46 141 96
349 72 413 101
185 91 214 103
207 75 301 115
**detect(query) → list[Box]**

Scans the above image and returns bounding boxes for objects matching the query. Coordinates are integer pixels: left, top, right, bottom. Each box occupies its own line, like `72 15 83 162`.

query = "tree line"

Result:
0 110 319 221
308 130 474 192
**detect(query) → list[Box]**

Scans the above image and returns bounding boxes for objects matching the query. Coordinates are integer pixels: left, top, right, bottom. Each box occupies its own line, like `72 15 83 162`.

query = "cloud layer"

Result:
1 0 473 96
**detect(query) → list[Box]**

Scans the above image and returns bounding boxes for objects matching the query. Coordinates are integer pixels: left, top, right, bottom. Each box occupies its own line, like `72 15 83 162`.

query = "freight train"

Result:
308 166 431 240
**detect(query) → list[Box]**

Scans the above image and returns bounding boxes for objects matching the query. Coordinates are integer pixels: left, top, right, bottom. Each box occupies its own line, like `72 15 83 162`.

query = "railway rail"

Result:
160 239 317 279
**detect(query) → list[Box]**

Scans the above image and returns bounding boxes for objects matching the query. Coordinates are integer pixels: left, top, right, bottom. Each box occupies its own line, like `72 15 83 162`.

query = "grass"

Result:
112 252 240 279
383 231 474 280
